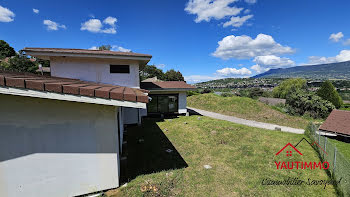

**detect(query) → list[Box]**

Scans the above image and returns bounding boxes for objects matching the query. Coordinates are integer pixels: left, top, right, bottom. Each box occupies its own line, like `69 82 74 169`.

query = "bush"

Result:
273 78 307 99
221 92 234 97
286 90 335 119
1 56 37 73
317 80 343 109
200 89 212 94
187 90 200 97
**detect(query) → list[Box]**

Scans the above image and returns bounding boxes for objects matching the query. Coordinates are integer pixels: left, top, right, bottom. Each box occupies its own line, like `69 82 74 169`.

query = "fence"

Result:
308 123 350 196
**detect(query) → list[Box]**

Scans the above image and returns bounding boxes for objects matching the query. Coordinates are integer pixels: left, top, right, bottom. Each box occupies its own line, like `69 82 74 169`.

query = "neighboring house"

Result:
319 110 350 138
0 48 152 197
140 78 195 115
0 71 148 197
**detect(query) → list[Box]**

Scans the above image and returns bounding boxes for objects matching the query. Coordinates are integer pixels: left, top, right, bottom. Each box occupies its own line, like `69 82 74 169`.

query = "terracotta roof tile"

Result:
319 110 350 136
23 47 152 58
0 71 148 103
140 81 195 90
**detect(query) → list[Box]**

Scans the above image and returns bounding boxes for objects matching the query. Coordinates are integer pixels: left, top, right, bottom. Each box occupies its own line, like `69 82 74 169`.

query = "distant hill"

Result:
253 61 350 79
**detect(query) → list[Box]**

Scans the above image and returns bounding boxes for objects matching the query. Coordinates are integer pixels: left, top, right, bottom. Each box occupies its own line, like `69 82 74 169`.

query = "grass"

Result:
106 116 336 197
187 93 310 129
339 104 350 111
328 138 350 161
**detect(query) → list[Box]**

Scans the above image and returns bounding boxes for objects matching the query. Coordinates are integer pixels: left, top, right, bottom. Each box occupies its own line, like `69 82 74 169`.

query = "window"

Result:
110 65 130 73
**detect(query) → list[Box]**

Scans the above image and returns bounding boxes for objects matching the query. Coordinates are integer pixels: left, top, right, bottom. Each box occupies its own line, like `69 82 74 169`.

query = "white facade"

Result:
0 94 120 197
50 57 140 88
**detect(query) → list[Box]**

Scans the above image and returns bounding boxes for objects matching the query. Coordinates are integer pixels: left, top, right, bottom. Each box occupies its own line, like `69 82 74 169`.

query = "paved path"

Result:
187 107 304 134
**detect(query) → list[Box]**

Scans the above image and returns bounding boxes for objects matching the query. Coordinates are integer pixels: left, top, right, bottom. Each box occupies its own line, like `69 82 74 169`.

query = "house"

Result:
140 77 195 115
24 47 152 125
319 109 350 138
0 48 152 197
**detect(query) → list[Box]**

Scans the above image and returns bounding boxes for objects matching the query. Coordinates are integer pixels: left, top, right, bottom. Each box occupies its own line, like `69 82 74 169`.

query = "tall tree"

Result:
317 80 343 109
139 65 165 81
164 69 184 81
0 40 16 59
273 78 307 99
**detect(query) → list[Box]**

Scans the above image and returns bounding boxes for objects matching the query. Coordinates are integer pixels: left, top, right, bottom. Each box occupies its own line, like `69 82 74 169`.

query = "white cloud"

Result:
156 64 166 69
253 55 295 68
81 16 117 34
43 20 66 31
185 0 242 23
0 5 15 22
243 9 251 14
329 32 343 42
112 45 131 52
33 8 39 14
184 75 221 83
306 50 350 65
216 67 252 76
89 46 98 50
250 64 269 74
223 14 253 28
343 39 350 46
103 16 117 27
245 0 257 4
212 34 294 60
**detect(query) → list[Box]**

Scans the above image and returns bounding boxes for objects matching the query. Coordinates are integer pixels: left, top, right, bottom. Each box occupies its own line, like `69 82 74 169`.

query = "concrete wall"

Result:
123 107 140 125
50 57 140 88
0 94 120 197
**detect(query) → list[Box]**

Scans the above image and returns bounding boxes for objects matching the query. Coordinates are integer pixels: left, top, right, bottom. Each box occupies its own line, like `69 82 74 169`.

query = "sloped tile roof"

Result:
140 81 195 90
0 71 149 103
319 110 350 136
23 48 152 58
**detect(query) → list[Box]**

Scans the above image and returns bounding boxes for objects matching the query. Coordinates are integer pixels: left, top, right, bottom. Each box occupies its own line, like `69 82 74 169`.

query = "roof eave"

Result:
0 86 146 108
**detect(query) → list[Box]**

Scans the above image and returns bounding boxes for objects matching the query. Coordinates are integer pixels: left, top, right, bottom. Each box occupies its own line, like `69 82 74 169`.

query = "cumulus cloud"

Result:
89 46 98 50
184 75 221 83
81 16 117 34
0 5 15 22
329 32 344 42
250 64 269 74
245 0 257 4
215 67 252 77
306 50 350 65
223 14 253 28
185 0 242 23
243 9 251 14
43 20 66 31
253 55 295 68
33 8 39 14
212 34 295 60
112 45 131 52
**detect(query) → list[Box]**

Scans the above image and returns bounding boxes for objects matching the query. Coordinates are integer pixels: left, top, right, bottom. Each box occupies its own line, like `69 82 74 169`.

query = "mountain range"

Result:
253 60 350 79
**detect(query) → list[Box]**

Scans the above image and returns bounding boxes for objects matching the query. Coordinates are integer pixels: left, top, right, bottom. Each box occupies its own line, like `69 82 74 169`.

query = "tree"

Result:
98 45 112 50
1 55 38 73
139 65 165 81
273 78 307 99
286 90 335 119
164 69 184 81
0 40 16 59
317 80 343 109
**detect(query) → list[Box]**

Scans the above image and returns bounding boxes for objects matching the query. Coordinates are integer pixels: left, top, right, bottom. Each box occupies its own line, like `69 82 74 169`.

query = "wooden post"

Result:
324 137 327 159
333 147 337 176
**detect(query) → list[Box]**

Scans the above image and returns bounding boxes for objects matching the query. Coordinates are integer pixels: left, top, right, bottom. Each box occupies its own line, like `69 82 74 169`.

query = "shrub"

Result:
200 89 212 94
317 80 343 109
221 92 234 97
286 90 335 119
187 90 200 97
273 78 307 99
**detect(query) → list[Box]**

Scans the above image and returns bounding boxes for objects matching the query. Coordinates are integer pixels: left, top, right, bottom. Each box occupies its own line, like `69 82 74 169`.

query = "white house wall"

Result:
0 94 120 197
50 57 140 88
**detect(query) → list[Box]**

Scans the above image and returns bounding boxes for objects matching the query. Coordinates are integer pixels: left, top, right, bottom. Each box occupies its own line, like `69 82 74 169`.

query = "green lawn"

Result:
107 116 336 197
187 93 311 129
329 138 350 161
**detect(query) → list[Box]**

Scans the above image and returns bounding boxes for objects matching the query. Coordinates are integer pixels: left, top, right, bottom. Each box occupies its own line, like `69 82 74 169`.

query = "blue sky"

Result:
1 0 350 83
